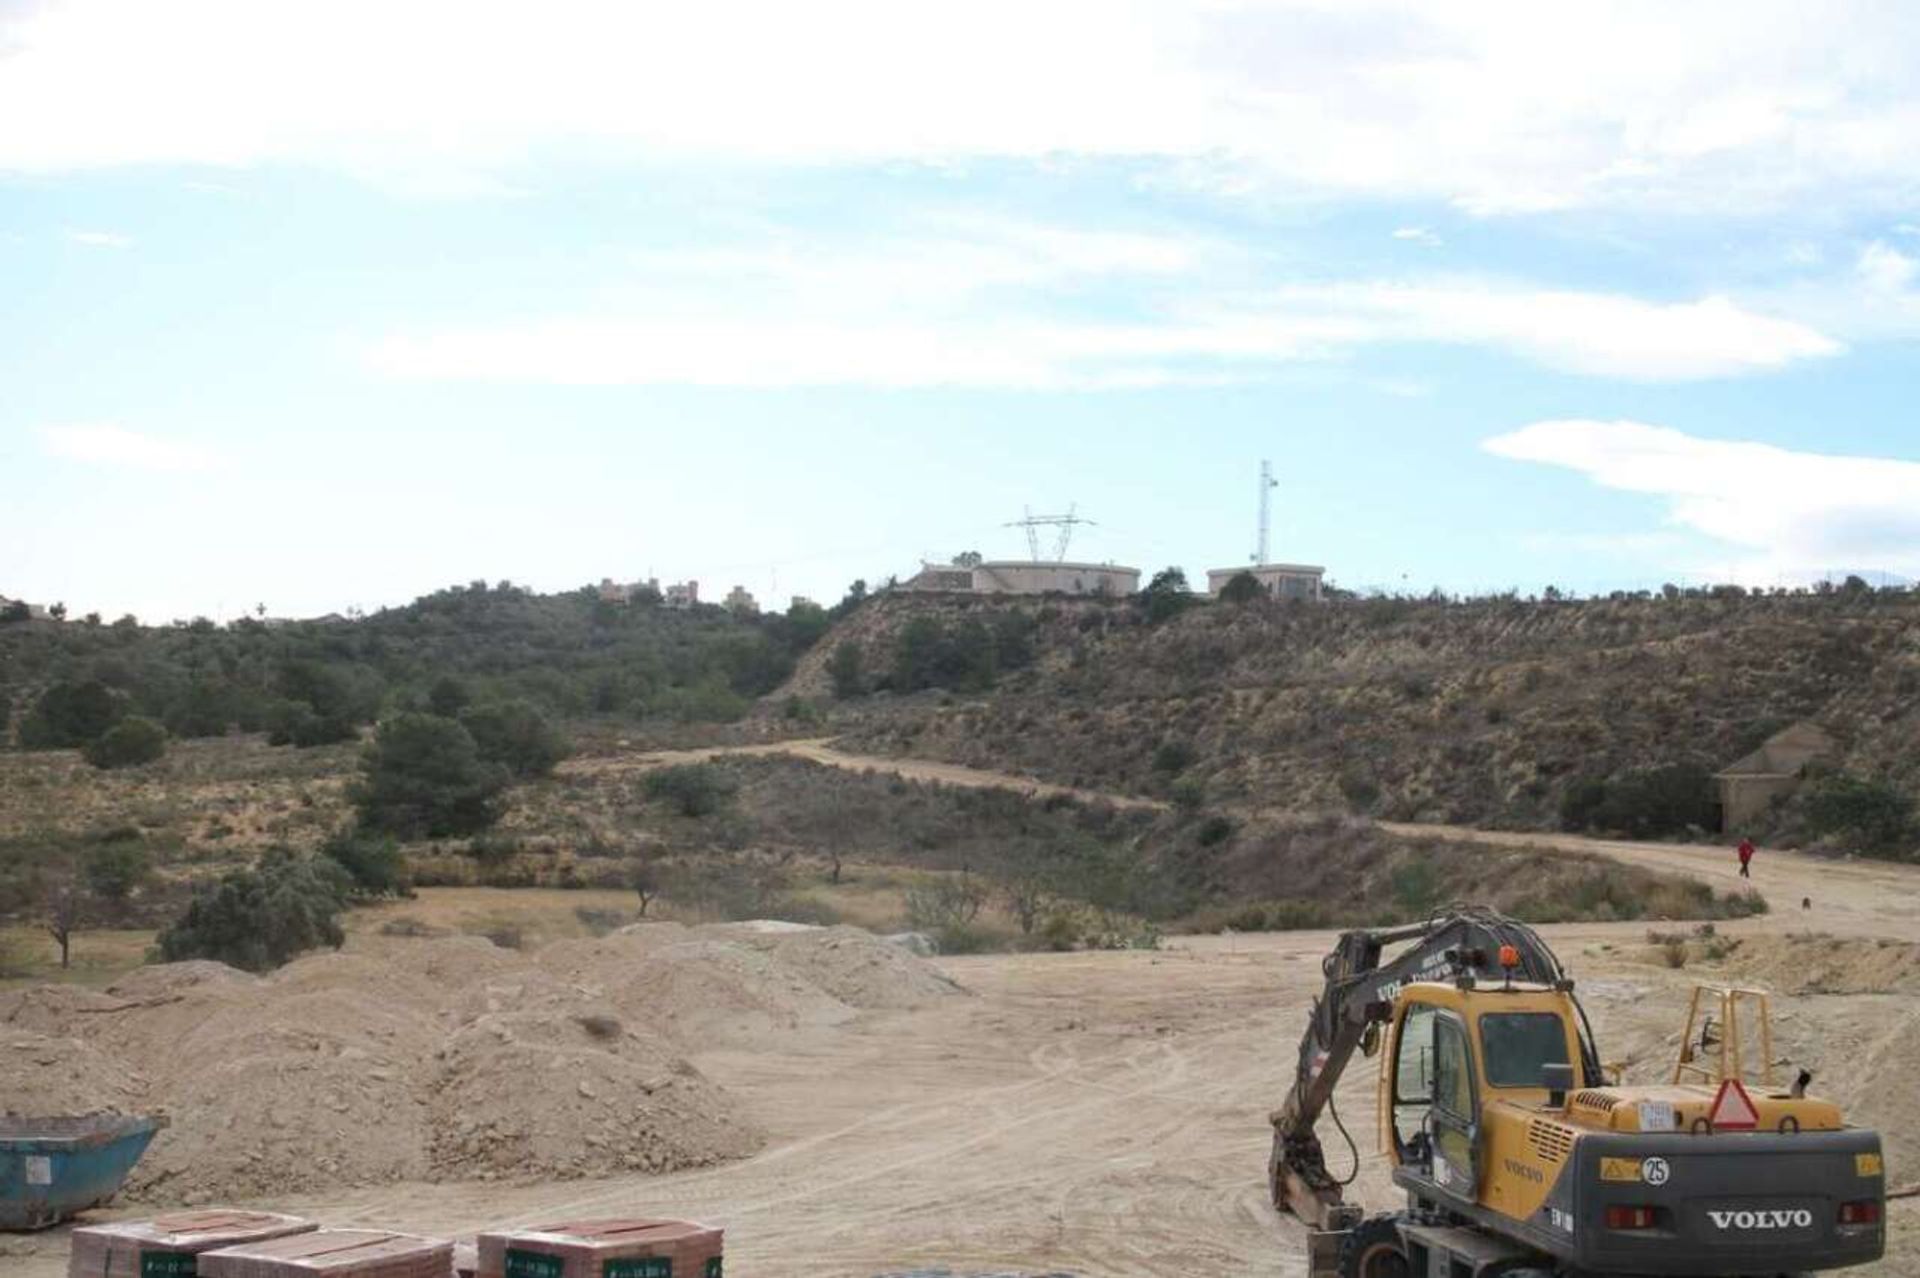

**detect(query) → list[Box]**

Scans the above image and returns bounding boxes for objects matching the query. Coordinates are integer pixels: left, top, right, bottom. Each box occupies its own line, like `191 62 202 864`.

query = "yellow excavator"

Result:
1269 907 1886 1277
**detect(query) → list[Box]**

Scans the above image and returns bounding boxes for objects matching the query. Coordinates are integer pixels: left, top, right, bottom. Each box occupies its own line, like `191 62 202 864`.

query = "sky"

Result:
4 0 1920 621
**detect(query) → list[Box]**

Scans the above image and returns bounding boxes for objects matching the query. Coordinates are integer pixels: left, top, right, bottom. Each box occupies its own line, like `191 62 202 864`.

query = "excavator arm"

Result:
1268 906 1591 1229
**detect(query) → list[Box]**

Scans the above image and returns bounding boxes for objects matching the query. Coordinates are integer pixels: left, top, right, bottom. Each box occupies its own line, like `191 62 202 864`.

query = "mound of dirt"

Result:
9 921 959 1207
427 1009 760 1180
0 984 132 1037
105 961 258 1000
1728 933 1920 995
730 926 969 1009
1844 1016 1920 1177
0 1030 149 1116
537 933 857 1046
127 1032 430 1202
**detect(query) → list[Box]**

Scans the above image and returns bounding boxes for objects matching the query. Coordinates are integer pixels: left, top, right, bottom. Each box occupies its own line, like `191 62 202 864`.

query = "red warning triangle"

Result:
1709 1077 1760 1130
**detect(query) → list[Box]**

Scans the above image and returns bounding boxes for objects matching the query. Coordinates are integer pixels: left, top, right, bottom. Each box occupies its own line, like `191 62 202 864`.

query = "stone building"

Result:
1713 721 1835 832
1205 562 1325 601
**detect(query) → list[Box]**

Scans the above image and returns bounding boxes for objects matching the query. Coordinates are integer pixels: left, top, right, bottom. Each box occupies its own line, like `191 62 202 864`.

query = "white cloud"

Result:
4 2 1919 216
1392 227 1442 247
64 228 130 248
371 254 1838 389
39 424 222 472
1484 420 1920 579
1857 241 1918 294
1275 283 1840 379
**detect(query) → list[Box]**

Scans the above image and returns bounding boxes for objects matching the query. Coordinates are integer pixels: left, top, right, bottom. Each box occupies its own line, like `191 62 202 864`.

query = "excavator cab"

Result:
1379 983 1584 1205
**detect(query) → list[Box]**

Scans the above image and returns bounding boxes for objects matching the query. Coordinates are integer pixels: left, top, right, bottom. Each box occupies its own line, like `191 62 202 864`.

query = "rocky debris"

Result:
0 1029 148 1116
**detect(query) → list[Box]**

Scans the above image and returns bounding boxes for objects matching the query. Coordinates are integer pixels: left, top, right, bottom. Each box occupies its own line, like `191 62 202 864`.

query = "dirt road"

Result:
577 739 1920 933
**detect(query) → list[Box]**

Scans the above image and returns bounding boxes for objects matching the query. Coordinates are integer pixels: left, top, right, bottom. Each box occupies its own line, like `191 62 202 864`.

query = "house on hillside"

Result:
664 581 700 610
598 576 661 604
1713 721 1835 831
724 585 759 616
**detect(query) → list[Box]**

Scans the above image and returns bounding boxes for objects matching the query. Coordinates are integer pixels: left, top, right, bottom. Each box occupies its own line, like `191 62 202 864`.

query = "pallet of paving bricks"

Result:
69 1210 318 1278
476 1218 724 1278
195 1229 453 1278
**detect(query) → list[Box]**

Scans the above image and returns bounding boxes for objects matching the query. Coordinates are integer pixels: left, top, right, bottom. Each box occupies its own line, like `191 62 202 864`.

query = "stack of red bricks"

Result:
68 1210 317 1278
195 1229 452 1278
476 1218 724 1278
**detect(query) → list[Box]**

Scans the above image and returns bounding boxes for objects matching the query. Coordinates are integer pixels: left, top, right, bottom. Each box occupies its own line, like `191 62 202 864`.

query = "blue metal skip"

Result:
0 1115 163 1231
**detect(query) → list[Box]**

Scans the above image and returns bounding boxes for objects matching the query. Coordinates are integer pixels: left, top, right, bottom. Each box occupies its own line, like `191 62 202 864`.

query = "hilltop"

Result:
815 586 1920 848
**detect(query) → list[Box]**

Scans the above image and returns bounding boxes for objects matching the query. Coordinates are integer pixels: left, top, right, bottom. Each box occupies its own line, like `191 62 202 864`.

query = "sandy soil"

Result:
11 919 1917 1277
11 742 1917 1276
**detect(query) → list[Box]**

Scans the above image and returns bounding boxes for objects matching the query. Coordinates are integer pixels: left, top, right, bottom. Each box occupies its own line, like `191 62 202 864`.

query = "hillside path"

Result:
571 739 1920 938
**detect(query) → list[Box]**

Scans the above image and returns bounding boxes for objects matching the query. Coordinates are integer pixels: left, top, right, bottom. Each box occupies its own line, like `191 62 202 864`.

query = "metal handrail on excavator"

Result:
1673 984 1777 1088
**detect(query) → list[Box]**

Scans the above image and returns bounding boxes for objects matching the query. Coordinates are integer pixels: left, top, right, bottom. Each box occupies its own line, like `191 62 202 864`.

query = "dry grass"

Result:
0 735 355 859
0 924 157 990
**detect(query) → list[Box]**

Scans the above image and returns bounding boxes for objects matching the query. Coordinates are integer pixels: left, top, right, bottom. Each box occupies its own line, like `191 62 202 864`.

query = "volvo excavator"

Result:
1269 907 1887 1277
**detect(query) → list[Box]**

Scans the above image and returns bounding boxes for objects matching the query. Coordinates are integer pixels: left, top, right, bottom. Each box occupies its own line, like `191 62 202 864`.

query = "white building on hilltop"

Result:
901 560 1140 597
1206 563 1325 601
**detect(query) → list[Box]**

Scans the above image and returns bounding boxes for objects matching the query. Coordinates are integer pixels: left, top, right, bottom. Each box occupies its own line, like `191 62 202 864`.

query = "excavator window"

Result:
1478 1011 1572 1087
1434 1016 1475 1118
1432 1013 1480 1193
1392 1004 1438 1153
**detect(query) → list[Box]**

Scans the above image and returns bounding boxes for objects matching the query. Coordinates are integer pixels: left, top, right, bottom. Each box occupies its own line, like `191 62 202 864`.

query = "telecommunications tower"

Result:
1253 460 1277 564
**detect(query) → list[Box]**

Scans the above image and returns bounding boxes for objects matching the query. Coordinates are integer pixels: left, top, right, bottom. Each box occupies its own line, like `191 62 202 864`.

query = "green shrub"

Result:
1338 768 1383 813
320 830 412 898
1804 772 1914 855
1218 572 1266 604
828 641 867 698
427 675 472 718
1136 567 1193 624
1153 740 1197 773
1390 857 1440 915
82 716 168 769
154 850 350 972
1565 763 1716 838
642 763 738 818
1195 814 1235 847
460 699 570 778
351 713 509 838
82 837 153 902
265 699 358 747
20 680 126 749
1558 776 1610 830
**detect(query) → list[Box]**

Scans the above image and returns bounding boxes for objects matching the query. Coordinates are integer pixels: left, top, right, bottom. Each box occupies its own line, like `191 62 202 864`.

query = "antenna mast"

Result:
1254 460 1277 564
1005 505 1097 562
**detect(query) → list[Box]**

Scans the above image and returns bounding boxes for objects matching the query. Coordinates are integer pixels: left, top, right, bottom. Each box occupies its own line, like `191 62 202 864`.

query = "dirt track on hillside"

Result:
580 739 1920 934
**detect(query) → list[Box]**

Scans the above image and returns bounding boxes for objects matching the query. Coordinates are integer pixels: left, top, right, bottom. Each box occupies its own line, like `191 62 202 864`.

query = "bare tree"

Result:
45 875 85 970
628 857 660 918
1001 864 1055 936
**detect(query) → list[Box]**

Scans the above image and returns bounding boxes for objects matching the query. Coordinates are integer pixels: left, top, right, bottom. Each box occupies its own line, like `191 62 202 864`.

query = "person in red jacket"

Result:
1736 837 1755 878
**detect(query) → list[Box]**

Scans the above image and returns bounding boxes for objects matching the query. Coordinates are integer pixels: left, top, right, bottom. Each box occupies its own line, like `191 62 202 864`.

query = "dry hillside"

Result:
821 589 1920 836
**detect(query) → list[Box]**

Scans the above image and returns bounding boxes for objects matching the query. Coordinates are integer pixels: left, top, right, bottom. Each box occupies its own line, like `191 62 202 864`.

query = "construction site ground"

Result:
8 743 1919 1276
